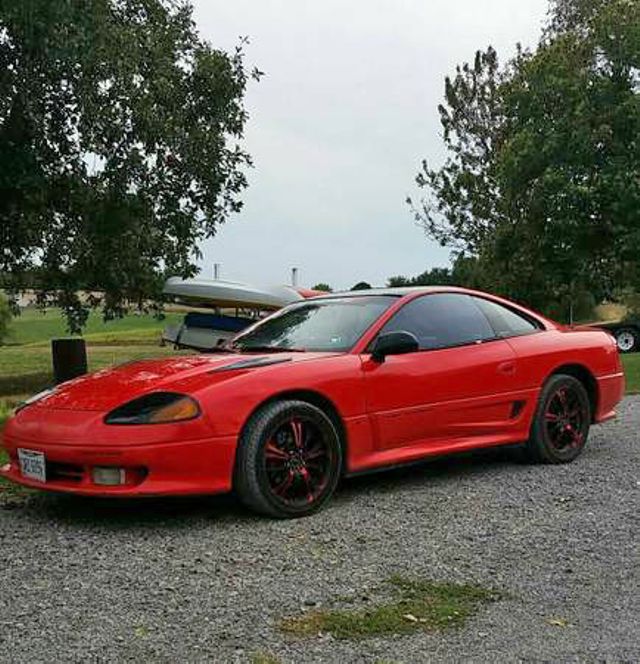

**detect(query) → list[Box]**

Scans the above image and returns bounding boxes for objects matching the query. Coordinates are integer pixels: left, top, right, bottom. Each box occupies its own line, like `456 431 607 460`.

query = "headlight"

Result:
104 392 201 425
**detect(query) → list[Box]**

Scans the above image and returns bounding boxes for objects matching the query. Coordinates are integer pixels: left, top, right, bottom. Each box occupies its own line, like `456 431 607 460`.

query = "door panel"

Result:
361 339 521 450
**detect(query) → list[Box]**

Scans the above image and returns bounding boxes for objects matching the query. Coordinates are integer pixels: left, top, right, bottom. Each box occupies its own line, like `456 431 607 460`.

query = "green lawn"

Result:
5 307 182 346
623 354 640 394
0 398 19 431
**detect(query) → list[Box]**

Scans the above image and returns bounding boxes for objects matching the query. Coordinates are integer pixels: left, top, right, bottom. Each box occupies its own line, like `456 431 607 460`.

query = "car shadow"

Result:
8 445 526 528
13 491 249 528
338 444 526 499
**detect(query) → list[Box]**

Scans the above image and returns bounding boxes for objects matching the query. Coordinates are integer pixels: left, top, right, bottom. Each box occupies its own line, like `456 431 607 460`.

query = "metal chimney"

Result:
213 263 221 280
291 267 298 287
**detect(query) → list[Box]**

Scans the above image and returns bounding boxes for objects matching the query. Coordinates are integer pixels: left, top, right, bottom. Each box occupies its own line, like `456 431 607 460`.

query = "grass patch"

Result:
0 467 34 502
622 354 640 394
0 372 52 398
81 328 168 346
280 576 499 639
0 397 20 429
251 653 282 664
5 307 181 346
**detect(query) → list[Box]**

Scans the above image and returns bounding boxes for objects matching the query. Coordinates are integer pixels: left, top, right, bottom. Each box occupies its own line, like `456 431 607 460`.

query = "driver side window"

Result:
380 293 495 350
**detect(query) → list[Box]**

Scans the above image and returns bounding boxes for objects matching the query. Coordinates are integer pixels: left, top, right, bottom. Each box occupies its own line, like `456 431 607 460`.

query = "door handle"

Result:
497 361 516 376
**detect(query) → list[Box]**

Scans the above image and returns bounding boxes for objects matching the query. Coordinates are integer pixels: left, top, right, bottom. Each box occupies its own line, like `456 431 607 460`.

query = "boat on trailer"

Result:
162 277 320 350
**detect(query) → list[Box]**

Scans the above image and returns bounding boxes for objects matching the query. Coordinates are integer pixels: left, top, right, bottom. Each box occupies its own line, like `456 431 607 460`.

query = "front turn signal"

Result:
147 396 200 423
105 393 201 425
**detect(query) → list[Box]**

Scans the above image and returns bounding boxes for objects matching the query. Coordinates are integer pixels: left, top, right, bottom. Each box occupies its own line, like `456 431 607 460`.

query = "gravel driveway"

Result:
1 397 639 664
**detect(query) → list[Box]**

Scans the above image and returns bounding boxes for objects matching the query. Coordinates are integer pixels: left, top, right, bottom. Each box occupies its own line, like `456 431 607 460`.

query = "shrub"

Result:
621 289 640 321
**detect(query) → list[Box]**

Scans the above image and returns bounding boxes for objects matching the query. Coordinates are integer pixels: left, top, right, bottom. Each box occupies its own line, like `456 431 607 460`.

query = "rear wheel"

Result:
524 374 591 464
614 327 638 353
234 400 342 518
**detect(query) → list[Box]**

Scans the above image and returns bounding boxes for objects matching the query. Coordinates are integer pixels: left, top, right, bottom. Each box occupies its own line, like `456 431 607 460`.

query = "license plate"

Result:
18 449 46 483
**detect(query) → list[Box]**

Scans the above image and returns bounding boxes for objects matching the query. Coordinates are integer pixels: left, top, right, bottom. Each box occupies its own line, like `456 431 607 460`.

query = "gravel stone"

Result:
1 397 639 663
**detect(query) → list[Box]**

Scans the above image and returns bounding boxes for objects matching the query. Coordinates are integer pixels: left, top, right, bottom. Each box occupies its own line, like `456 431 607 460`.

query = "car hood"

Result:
31 352 338 413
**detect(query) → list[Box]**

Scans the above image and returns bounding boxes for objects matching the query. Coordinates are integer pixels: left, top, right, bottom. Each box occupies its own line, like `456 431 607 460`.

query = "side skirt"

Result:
345 435 528 478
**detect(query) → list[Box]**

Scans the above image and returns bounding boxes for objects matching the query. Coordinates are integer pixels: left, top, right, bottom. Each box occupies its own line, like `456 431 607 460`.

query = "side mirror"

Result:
371 331 419 363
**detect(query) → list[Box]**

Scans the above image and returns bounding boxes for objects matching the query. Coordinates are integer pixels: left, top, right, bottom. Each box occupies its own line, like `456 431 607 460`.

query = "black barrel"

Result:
51 338 88 384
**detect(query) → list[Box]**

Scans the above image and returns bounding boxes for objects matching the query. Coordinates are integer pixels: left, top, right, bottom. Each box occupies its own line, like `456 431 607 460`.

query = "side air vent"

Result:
510 400 526 419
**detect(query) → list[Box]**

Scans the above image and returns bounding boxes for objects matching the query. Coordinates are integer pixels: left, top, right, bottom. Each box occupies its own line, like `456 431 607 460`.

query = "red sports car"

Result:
0 287 625 518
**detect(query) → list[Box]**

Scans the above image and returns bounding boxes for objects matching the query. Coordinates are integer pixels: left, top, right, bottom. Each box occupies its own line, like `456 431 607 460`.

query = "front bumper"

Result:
0 434 237 497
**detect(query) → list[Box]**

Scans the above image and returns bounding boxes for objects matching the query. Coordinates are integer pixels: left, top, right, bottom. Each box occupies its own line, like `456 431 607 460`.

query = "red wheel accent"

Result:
544 386 587 451
263 418 333 507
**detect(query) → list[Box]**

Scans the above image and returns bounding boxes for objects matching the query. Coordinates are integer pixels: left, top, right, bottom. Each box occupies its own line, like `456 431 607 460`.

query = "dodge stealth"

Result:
0 287 624 518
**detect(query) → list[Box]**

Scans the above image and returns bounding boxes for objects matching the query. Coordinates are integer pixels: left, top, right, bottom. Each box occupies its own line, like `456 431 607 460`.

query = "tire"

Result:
613 327 639 354
524 374 591 464
234 400 343 518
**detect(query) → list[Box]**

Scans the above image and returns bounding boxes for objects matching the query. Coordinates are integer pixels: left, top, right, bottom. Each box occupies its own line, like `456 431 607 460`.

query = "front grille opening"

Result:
47 461 84 483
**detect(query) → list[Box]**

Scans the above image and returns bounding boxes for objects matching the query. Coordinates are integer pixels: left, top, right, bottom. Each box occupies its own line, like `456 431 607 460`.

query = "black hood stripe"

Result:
209 356 292 373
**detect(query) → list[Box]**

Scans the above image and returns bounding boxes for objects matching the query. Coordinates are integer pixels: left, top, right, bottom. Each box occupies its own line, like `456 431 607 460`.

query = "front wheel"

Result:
234 400 343 518
524 374 591 464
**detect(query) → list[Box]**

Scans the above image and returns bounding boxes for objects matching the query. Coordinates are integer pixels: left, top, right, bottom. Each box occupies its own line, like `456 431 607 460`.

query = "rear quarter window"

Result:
472 297 541 338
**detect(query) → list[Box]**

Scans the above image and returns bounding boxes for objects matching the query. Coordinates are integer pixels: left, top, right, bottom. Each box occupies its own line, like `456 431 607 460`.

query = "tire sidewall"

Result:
237 400 343 518
531 375 591 464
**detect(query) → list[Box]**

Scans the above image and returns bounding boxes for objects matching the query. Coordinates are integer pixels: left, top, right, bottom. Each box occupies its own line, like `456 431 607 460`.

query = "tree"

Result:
0 292 11 345
312 283 332 292
387 275 411 287
410 0 640 318
408 47 505 258
0 0 261 331
351 281 372 291
500 0 640 309
387 266 456 288
546 0 610 34
387 257 490 290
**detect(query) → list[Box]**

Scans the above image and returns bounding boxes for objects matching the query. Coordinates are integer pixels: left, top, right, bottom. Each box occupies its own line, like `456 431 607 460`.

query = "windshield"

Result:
230 296 397 352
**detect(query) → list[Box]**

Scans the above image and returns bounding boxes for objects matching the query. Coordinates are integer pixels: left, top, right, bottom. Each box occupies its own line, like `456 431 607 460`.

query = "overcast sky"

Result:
191 0 549 290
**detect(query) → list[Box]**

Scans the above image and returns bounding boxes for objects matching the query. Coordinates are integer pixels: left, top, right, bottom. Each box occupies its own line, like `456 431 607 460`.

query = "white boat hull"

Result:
163 277 304 310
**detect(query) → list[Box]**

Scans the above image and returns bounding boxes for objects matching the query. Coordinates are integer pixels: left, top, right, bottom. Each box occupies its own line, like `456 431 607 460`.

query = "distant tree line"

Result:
311 282 373 292
408 0 640 321
387 260 598 323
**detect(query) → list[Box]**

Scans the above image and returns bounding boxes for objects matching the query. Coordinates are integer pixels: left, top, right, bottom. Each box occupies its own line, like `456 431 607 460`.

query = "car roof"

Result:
309 286 463 300
307 285 555 330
